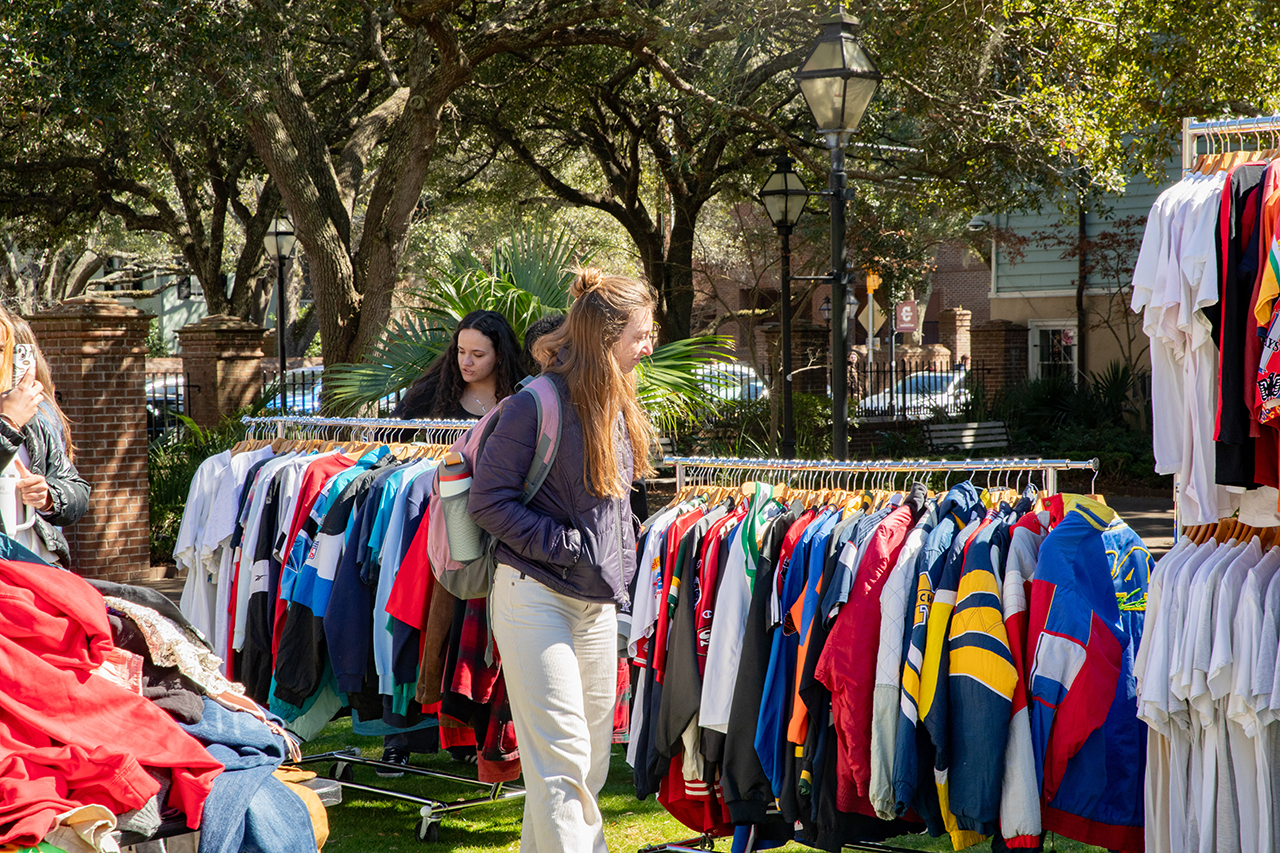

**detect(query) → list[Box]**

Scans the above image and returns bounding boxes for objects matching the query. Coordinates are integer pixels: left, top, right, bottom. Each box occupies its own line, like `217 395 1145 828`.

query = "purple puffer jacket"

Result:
468 371 637 608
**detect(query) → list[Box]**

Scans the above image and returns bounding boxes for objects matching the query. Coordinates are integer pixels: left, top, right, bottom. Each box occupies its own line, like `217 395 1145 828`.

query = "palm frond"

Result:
493 222 594 308
325 316 451 411
637 336 734 430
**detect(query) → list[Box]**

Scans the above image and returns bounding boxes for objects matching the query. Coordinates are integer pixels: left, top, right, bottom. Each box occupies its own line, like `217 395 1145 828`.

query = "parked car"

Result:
145 373 187 439
856 368 970 420
263 366 324 414
263 366 400 416
694 362 768 403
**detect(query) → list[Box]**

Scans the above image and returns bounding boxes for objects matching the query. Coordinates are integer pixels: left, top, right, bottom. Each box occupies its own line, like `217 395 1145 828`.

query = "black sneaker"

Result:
377 748 411 778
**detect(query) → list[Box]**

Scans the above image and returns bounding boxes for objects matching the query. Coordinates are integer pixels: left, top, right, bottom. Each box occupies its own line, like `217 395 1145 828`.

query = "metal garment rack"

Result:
1181 114 1280 174
240 413 522 844
645 454 1099 853
241 414 476 443
666 455 1100 497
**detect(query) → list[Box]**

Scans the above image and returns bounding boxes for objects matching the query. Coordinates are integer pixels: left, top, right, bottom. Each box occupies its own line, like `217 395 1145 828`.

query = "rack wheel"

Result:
329 761 354 783
415 818 439 843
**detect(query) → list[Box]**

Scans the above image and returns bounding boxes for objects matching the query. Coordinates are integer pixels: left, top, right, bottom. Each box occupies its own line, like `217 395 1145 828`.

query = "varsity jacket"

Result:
891 481 983 840
945 507 1017 836
997 521 1047 847
1026 495 1145 852
917 513 987 850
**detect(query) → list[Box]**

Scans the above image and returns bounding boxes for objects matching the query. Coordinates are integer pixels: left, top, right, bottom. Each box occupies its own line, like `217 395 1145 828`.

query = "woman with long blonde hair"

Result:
469 268 655 853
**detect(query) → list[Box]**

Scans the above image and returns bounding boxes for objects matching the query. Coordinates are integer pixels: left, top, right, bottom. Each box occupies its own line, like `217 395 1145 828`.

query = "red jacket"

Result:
0 554 223 846
815 497 923 814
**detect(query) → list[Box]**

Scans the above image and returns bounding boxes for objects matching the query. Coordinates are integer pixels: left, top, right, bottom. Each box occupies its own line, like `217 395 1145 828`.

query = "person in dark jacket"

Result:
470 267 655 853
0 311 90 569
392 310 523 419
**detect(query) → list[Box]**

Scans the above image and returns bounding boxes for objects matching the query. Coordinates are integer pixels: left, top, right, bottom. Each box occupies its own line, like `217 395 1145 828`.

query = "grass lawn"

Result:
303 718 1110 853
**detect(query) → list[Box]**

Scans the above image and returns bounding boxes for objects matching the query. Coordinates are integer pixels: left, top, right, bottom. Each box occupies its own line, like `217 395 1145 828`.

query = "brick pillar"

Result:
177 315 267 430
971 319 1028 402
29 297 151 581
939 307 972 363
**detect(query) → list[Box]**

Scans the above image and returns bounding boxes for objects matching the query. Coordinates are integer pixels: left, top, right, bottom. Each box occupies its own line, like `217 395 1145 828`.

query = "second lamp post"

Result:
759 155 808 459
794 6 881 460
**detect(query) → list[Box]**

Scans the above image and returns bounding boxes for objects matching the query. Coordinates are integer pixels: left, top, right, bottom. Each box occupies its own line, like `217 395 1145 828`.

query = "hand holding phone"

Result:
12 344 34 388
0 352 43 430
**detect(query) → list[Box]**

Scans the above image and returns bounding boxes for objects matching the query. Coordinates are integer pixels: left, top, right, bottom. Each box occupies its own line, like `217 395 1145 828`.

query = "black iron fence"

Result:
261 367 323 415
145 372 190 439
754 357 989 422
852 358 987 422
261 367 404 416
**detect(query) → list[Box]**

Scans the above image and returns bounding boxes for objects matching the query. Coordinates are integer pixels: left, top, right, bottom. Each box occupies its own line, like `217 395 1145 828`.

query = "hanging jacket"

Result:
815 486 926 815
1026 495 1144 853
945 507 1018 836
917 513 988 850
721 508 800 825
891 481 983 837
997 521 1046 847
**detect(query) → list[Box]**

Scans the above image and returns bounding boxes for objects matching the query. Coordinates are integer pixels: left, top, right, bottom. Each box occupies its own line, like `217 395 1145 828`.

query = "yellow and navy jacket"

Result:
891 481 983 845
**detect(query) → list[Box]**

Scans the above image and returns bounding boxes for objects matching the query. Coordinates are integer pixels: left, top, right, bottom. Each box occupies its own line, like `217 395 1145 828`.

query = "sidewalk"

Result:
1109 496 1176 558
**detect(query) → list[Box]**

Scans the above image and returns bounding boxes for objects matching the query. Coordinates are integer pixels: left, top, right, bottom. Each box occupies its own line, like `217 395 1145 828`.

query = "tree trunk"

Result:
1076 203 1088 383
660 205 700 342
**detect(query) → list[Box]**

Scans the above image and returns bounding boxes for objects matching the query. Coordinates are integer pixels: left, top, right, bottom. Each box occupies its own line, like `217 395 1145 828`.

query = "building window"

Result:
1028 321 1077 380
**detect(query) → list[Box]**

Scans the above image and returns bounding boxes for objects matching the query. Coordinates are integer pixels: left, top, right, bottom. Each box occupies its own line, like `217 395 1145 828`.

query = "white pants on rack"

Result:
491 564 616 853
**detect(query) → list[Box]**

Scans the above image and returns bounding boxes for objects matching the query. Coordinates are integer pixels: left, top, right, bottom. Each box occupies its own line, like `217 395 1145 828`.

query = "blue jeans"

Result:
180 698 316 853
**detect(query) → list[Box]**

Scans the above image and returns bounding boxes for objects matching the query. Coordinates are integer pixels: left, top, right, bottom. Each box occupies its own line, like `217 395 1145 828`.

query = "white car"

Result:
856 369 970 420
694 363 768 403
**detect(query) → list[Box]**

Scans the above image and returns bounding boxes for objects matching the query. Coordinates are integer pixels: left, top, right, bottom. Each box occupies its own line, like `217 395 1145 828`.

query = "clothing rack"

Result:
645 453 1103 853
1171 114 1280 533
1181 114 1280 174
234 412 524 842
241 414 475 442
666 455 1100 497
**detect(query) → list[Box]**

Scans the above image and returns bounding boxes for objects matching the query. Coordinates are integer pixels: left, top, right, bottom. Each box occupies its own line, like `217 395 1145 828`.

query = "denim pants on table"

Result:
490 564 616 853
180 698 315 853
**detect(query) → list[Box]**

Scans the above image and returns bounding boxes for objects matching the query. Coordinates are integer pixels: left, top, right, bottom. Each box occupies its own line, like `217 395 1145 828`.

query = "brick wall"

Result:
971 319 1028 401
30 297 151 581
177 315 266 430
931 242 992 324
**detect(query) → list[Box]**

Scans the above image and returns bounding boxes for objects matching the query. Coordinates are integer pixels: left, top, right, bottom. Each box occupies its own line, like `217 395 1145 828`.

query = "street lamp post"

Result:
758 156 808 459
795 5 881 460
265 217 297 414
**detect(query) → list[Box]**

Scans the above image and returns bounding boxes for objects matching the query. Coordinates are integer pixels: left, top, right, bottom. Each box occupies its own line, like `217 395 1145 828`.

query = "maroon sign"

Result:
895 300 919 333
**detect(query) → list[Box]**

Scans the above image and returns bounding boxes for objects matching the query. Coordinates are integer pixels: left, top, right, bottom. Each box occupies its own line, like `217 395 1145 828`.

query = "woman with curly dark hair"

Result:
391 310 523 420
381 309 521 774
